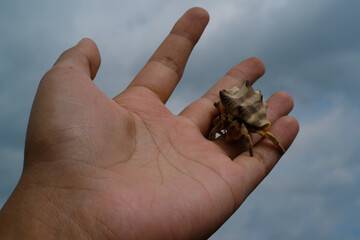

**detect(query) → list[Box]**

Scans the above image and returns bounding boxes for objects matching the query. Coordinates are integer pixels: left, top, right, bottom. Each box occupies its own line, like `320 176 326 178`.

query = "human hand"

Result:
0 8 298 239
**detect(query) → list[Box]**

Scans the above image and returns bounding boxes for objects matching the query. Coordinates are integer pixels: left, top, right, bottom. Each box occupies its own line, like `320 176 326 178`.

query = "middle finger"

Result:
180 57 266 135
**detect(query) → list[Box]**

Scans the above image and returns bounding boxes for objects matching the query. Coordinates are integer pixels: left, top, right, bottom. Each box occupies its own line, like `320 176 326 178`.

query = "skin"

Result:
0 8 299 240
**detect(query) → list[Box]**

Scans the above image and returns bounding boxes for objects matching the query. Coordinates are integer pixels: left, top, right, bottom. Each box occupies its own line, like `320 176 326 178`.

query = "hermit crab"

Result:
208 80 285 157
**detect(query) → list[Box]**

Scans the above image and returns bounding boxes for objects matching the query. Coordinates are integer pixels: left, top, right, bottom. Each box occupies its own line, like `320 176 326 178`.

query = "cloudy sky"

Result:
1 0 360 239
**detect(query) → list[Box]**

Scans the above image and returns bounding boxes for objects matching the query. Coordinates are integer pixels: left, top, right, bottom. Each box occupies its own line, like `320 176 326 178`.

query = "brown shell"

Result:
216 80 270 130
208 80 285 156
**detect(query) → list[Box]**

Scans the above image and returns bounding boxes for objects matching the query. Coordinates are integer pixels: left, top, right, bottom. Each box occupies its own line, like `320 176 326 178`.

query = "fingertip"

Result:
54 38 101 80
75 38 101 79
171 7 210 45
283 115 300 138
280 91 294 111
271 115 299 151
273 91 294 106
186 7 210 24
267 91 294 116
243 57 266 78
226 57 266 82
246 57 266 73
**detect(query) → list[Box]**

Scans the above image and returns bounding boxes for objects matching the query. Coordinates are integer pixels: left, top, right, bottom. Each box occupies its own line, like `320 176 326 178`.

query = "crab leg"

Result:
256 130 285 154
240 123 253 157
208 115 223 140
225 119 242 142
224 120 254 156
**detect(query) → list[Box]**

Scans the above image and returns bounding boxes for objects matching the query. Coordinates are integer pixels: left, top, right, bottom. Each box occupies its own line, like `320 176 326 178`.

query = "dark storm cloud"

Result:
173 1 360 101
1 1 360 238
0 1 83 205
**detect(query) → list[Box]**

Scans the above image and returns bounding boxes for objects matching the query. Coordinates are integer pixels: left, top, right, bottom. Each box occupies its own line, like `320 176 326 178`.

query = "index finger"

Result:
125 7 209 103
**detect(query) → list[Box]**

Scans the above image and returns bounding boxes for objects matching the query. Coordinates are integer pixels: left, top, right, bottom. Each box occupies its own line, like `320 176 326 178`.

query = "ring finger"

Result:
215 91 294 159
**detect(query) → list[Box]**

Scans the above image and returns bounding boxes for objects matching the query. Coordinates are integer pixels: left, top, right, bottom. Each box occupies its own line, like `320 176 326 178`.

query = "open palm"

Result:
0 8 298 240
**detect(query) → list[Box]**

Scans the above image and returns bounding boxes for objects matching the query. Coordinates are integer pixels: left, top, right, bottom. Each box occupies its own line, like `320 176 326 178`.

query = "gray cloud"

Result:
211 99 360 239
1 0 360 238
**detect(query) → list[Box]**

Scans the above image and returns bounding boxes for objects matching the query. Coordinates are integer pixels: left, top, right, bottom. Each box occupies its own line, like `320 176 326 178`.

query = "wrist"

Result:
0 176 92 239
0 178 55 239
